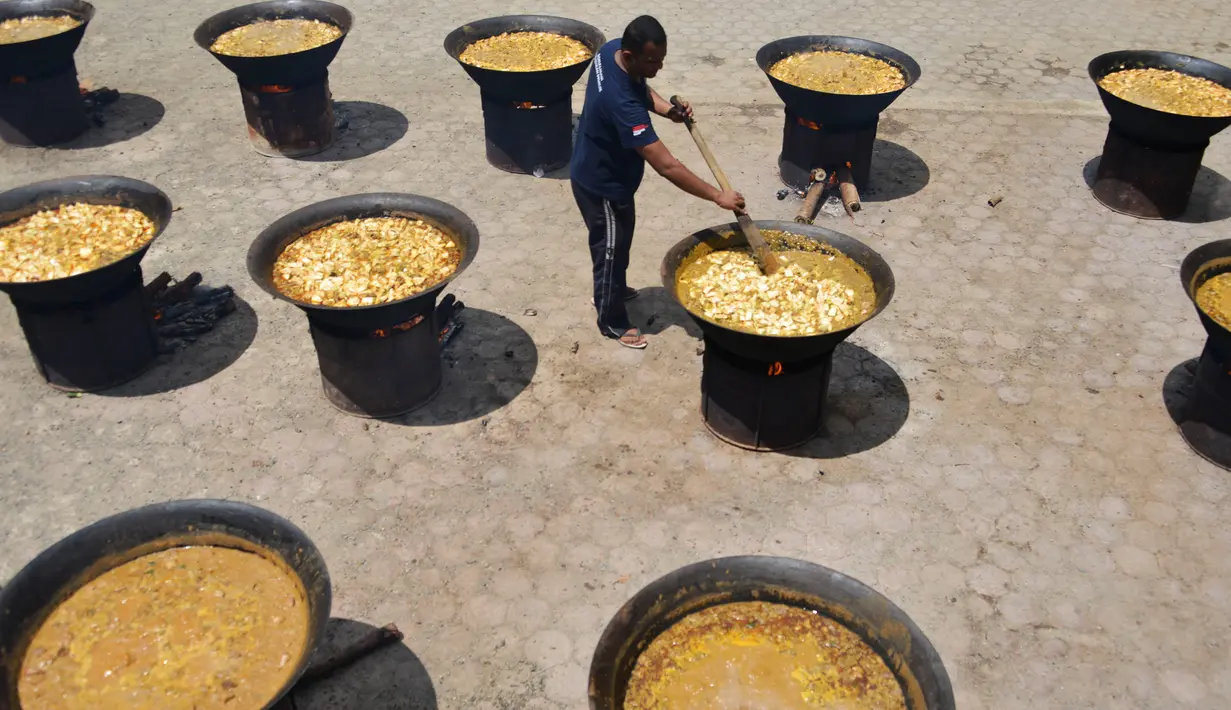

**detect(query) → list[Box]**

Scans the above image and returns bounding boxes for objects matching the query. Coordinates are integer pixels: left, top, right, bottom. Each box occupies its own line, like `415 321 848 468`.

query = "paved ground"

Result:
3 0 1231 708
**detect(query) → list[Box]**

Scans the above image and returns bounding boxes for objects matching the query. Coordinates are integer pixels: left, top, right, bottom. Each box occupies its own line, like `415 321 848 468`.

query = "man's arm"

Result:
636 140 744 211
648 87 690 123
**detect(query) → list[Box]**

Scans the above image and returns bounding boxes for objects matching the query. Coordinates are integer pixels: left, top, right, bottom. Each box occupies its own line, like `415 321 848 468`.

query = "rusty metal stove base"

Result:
701 340 833 451
308 310 442 418
240 74 335 158
1178 342 1231 470
0 62 89 147
1092 123 1208 219
779 111 876 192
9 268 157 392
480 92 573 175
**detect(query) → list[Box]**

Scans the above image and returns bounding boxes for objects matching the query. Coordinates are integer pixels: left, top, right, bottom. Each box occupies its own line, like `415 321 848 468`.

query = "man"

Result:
571 15 745 349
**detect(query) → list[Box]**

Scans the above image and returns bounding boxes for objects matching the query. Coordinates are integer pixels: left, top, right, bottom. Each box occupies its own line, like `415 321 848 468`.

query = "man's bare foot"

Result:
614 327 647 349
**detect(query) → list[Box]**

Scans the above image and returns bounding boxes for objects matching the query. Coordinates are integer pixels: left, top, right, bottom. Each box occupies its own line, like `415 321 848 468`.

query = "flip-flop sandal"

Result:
591 287 640 305
609 327 648 349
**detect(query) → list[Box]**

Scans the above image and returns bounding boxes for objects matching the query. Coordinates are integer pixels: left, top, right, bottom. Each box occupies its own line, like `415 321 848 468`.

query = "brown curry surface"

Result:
271 216 461 307
675 230 877 337
210 18 342 58
18 545 310 710
0 15 81 45
458 31 592 72
769 50 906 95
625 601 906 710
1098 68 1231 117
1197 272 1231 330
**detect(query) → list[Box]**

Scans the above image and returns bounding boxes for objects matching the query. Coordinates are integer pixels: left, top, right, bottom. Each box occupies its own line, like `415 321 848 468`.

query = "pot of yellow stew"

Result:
0 499 331 710
589 556 953 710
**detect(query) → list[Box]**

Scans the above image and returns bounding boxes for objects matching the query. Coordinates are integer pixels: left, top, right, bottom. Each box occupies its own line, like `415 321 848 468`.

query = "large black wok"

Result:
0 0 94 78
1182 239 1231 355
662 220 895 362
0 500 332 709
443 15 605 105
1089 50 1231 148
756 35 921 128
0 175 172 304
589 555 954 710
194 0 353 86
247 192 480 331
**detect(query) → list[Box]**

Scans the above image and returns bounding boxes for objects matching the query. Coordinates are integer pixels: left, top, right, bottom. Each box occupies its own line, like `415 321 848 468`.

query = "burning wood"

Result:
789 166 858 222
794 169 827 224
146 272 237 351
836 164 861 215
81 85 119 112
436 294 464 348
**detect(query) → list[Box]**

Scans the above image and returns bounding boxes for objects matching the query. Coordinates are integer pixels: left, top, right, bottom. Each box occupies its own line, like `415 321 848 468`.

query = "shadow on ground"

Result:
290 618 437 710
298 101 408 162
1082 157 1231 223
391 308 537 425
863 139 929 202
785 342 909 459
98 294 258 397
53 93 164 150
628 286 703 339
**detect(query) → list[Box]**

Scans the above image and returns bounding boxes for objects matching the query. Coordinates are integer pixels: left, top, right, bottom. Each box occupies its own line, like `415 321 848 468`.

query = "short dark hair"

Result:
622 15 666 55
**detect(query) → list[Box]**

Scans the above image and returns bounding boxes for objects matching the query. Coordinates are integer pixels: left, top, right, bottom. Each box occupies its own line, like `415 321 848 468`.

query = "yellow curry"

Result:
18 546 310 710
458 31 592 71
1197 272 1231 330
769 50 906 95
625 601 906 710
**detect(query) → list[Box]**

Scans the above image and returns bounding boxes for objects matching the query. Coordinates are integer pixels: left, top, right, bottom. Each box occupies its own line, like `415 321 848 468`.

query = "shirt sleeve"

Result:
613 96 659 149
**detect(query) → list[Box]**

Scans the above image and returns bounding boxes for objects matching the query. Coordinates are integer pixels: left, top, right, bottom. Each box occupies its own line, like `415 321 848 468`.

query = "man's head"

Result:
619 15 666 78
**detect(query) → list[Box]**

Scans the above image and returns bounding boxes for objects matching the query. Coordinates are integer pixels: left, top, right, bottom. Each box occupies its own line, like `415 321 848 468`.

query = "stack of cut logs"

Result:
144 271 237 350
795 165 861 224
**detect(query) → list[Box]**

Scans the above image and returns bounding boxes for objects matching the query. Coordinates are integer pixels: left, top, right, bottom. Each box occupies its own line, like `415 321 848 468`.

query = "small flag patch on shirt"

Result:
632 124 648 137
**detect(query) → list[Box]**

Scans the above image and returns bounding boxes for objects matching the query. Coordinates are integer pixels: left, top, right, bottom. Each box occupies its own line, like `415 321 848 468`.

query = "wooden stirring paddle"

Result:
671 95 782 275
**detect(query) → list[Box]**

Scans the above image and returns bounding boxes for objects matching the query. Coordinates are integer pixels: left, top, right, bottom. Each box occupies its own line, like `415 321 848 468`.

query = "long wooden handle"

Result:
670 95 780 275
670 97 732 191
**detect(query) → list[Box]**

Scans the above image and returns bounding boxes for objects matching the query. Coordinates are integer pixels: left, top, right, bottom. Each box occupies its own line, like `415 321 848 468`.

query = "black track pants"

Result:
572 180 636 336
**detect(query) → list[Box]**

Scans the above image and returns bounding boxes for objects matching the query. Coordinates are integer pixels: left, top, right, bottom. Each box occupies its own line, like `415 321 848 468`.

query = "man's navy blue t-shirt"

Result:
570 39 659 201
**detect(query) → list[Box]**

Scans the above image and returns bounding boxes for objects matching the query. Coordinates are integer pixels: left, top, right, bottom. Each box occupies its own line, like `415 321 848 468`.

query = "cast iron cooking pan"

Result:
444 15 605 104
589 555 954 710
0 0 95 78
0 499 332 709
0 175 172 305
661 220 895 362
